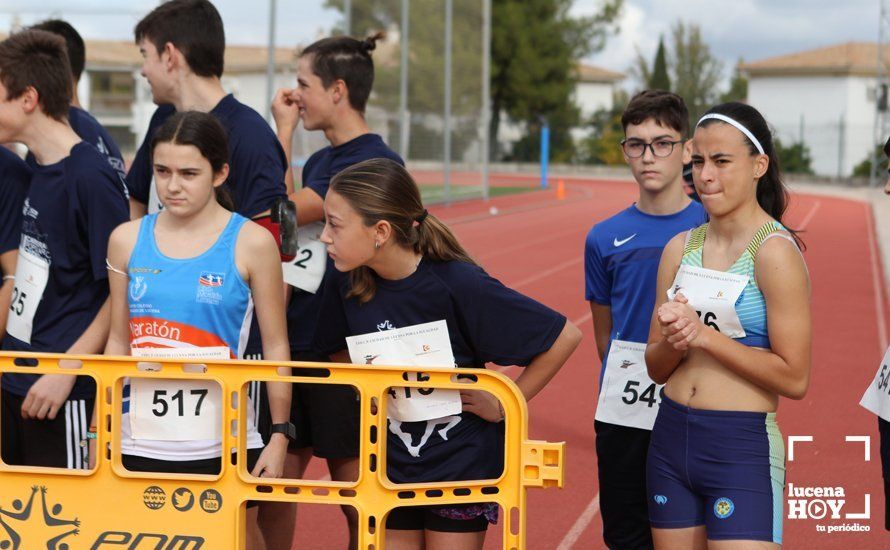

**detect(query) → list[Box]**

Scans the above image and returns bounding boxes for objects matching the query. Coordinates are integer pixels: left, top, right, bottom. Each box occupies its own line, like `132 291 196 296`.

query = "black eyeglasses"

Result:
620 138 683 158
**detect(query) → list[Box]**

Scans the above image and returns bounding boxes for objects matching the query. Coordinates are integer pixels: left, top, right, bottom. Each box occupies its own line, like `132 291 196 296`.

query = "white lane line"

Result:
556 493 600 550
865 203 889 353
799 199 821 230
511 257 583 291
478 227 583 262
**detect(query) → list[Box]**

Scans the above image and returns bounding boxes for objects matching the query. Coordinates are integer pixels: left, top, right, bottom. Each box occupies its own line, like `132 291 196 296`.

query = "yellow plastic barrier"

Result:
0 352 564 549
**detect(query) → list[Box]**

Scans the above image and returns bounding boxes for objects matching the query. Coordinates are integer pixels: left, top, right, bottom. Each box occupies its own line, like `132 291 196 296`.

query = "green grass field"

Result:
419 184 536 204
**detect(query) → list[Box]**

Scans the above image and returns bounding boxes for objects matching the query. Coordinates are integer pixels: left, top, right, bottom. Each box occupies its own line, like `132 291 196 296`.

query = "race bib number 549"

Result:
595 340 664 430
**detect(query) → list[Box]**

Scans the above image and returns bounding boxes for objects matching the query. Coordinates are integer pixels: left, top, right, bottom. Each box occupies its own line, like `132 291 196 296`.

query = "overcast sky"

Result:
0 0 880 83
577 0 879 80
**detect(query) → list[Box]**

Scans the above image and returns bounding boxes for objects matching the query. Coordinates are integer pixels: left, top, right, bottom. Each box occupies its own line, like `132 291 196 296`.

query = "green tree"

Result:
327 0 622 162
325 0 485 160
507 106 581 163
490 0 622 161
629 47 651 90
648 36 670 91
852 145 885 178
580 89 628 165
774 138 814 175
720 59 748 103
670 21 723 128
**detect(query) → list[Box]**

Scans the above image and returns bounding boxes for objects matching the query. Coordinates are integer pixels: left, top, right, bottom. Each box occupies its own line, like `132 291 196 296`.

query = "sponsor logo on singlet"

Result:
198 272 224 287
196 272 225 305
130 276 148 302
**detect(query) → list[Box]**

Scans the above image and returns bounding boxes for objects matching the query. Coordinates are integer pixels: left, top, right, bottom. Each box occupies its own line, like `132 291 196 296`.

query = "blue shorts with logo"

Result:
646 395 785 544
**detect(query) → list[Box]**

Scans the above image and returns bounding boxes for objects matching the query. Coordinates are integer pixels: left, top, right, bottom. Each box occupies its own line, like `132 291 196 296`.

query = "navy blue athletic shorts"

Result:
646 394 785 544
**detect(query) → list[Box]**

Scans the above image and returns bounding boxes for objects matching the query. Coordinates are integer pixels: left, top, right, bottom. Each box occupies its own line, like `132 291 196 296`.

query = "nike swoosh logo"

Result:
613 234 637 247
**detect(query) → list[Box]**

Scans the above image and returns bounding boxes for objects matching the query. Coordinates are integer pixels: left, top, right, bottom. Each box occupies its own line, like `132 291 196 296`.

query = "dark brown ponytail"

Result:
300 31 385 113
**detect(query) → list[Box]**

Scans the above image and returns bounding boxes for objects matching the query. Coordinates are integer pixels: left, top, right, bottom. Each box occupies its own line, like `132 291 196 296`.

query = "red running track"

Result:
292 178 890 549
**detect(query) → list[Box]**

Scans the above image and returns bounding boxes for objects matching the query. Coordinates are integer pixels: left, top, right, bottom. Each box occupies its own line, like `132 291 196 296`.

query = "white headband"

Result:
697 113 765 155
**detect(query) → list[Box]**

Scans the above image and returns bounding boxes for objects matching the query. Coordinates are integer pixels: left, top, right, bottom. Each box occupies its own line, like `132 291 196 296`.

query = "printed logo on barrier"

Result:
0 486 81 549
199 490 222 514
198 272 224 287
653 495 668 506
714 497 734 519
143 486 166 510
172 488 195 512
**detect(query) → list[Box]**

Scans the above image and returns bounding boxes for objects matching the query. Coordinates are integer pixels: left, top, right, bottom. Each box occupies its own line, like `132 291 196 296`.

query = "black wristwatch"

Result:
270 422 297 441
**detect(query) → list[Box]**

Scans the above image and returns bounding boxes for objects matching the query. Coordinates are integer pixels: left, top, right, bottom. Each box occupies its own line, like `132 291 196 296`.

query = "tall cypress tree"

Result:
648 36 670 91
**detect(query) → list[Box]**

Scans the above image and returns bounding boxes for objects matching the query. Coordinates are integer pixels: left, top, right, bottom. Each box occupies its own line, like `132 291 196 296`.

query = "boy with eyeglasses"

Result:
584 90 705 549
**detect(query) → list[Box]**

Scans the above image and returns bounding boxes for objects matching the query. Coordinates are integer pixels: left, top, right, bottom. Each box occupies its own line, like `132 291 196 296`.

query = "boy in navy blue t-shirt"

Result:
0 30 129 470
0 147 31 335
126 0 286 220
262 33 403 548
29 19 128 192
584 90 705 549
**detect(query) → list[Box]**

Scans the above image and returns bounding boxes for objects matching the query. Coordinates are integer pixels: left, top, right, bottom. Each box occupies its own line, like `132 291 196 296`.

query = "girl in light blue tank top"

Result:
94 113 292 501
645 103 812 548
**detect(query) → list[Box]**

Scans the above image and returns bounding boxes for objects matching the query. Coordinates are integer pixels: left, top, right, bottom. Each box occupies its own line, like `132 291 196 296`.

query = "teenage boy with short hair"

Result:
127 0 286 220
259 33 404 550
584 90 705 549
0 30 129 469
29 19 128 191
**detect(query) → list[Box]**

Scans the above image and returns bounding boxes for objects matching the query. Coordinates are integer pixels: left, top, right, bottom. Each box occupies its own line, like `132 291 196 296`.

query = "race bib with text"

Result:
595 340 664 430
346 320 462 422
667 264 749 339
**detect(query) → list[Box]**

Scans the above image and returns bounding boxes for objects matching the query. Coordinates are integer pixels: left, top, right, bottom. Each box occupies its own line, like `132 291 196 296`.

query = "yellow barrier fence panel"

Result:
0 352 565 549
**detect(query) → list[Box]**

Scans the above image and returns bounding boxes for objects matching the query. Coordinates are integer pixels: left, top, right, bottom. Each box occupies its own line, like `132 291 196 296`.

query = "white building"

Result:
742 42 887 178
498 62 624 149
569 63 624 144
79 37 297 158
574 63 624 119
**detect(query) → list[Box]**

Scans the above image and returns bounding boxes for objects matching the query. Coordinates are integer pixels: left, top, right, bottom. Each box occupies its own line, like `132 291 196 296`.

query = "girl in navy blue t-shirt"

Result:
313 158 582 548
